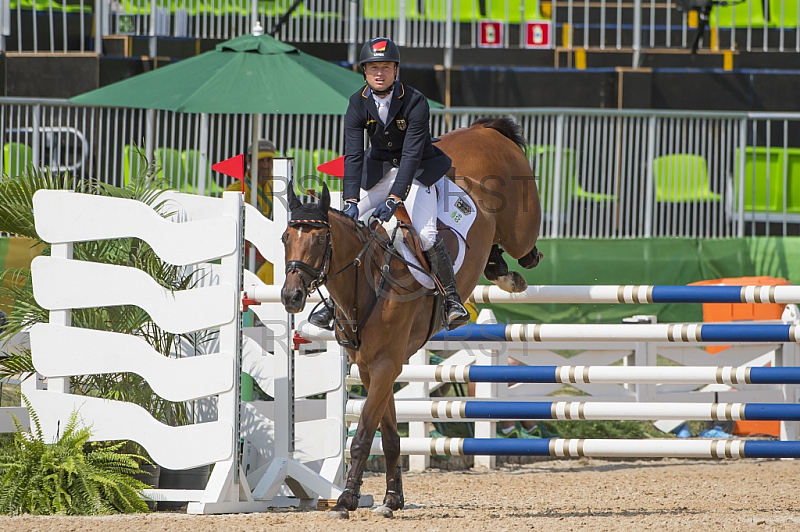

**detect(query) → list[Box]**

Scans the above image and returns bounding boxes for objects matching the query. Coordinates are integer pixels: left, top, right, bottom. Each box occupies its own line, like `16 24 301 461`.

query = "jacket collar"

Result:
361 81 405 128
361 80 405 100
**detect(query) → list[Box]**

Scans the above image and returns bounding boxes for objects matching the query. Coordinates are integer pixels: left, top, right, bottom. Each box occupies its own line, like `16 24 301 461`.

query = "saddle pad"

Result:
391 180 477 289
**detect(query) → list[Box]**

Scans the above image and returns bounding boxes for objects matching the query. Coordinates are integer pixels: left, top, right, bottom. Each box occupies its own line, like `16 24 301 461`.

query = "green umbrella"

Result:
69 30 442 205
71 33 366 114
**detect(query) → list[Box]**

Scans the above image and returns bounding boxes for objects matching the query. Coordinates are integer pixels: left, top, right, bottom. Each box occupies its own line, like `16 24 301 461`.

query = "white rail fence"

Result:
2 98 800 238
3 0 797 55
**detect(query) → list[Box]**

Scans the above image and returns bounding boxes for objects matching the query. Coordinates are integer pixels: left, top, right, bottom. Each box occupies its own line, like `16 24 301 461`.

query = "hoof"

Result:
328 508 350 519
495 271 527 293
372 504 394 518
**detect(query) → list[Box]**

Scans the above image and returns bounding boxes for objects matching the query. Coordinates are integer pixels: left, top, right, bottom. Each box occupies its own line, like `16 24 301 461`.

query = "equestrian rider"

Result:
308 37 470 332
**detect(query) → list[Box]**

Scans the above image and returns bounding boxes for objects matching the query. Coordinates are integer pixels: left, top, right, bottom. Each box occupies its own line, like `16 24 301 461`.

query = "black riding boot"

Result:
308 300 335 331
425 238 470 330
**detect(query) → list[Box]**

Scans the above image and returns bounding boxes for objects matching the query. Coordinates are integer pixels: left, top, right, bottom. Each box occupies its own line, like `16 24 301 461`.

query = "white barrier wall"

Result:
28 189 249 511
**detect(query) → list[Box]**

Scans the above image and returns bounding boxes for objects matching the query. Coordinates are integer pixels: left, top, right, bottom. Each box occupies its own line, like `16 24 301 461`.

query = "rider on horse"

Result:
308 36 470 332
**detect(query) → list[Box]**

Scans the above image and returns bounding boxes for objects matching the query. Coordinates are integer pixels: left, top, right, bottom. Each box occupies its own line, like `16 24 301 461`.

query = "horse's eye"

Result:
280 232 288 244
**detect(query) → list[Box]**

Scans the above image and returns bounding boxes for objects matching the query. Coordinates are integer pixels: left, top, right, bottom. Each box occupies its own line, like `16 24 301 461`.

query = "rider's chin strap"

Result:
371 87 393 97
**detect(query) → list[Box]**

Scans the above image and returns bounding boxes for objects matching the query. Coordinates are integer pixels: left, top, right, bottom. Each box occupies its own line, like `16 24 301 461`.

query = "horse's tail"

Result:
471 117 527 153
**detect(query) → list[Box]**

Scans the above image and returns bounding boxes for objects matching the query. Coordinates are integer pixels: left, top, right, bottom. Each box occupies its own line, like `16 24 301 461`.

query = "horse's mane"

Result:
328 207 374 238
471 117 527 153
328 207 361 230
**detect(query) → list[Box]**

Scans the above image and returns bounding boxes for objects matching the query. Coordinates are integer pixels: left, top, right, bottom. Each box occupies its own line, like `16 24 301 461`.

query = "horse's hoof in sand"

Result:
495 271 527 293
328 509 350 519
372 505 394 518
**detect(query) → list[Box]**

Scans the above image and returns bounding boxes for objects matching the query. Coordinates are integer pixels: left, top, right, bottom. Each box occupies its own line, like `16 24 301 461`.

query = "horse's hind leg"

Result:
518 245 544 269
484 244 527 293
373 398 403 518
330 359 398 519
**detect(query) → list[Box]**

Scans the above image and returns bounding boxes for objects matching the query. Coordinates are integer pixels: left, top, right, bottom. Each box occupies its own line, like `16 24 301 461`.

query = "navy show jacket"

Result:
343 80 452 201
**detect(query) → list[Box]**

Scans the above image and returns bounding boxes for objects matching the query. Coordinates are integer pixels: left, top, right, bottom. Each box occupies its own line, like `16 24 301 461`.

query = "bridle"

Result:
284 221 332 295
284 213 439 350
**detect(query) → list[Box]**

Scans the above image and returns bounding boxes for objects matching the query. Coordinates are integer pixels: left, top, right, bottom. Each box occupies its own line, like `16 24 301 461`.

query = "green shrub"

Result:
0 398 150 515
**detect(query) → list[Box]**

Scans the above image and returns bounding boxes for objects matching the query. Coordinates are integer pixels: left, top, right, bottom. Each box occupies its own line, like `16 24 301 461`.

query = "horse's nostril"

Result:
281 286 306 312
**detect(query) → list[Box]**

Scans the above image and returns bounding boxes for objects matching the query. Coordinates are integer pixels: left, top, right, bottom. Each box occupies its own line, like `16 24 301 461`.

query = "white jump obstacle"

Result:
289 279 800 467
21 159 351 514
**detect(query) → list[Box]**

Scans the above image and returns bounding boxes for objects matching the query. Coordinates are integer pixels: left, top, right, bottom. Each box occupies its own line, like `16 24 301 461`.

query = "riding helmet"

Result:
359 37 401 67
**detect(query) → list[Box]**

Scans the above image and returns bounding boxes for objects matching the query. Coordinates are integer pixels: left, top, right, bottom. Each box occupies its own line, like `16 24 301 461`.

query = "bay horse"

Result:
280 117 542 518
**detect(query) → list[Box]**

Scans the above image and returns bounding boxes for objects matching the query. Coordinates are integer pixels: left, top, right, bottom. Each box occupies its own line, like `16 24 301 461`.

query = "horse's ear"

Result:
288 181 302 211
319 182 330 212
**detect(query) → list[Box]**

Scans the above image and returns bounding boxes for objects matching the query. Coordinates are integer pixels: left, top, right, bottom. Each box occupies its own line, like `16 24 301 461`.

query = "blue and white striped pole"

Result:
429 323 800 343
346 400 800 422
350 365 800 385
356 437 800 459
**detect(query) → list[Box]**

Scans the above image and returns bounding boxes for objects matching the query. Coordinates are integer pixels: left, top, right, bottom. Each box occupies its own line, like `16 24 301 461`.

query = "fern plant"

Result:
0 397 150 515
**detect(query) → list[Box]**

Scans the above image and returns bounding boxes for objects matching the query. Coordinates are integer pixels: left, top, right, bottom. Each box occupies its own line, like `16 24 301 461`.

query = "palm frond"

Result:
0 167 73 239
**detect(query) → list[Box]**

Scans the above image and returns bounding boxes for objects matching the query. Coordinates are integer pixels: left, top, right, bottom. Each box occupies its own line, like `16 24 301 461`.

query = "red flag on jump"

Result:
316 155 344 178
212 154 245 193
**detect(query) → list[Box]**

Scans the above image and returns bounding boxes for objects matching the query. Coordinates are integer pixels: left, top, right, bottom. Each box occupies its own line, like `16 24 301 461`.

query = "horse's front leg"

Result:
330 358 398 519
373 396 403 518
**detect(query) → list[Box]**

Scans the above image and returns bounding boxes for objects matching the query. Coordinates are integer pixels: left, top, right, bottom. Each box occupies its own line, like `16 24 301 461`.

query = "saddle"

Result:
387 205 462 339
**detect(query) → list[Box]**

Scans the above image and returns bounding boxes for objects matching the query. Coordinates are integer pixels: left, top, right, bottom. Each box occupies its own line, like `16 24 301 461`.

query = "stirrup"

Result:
445 299 470 330
308 300 334 331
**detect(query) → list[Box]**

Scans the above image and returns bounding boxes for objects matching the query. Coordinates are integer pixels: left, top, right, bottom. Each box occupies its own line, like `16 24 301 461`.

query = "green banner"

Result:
481 237 800 324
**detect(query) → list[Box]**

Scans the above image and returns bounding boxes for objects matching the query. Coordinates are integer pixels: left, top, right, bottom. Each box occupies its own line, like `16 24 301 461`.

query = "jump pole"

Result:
246 283 800 306
349 364 800 385
356 437 800 459
346 399 800 422
299 322 800 344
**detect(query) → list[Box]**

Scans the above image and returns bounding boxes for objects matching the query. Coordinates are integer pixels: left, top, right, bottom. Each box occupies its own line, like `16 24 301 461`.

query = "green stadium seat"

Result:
363 0 421 20
183 148 225 196
488 0 544 23
156 147 189 192
9 0 92 12
3 142 34 177
295 0 342 18
123 145 147 186
286 147 318 194
735 147 784 214
652 153 722 203
768 0 798 27
781 148 800 213
532 145 617 213
711 0 768 28
426 0 482 22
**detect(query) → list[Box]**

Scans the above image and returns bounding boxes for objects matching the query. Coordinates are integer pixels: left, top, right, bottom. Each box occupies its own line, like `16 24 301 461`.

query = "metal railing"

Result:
2 0 798 56
2 97 800 238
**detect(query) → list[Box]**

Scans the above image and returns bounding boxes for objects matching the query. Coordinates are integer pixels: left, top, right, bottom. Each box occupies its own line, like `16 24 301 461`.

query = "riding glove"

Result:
372 197 402 222
342 200 360 221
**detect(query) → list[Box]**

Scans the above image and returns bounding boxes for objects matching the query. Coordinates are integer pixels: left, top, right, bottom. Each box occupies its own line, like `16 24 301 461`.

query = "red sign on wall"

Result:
478 21 504 48
525 21 552 49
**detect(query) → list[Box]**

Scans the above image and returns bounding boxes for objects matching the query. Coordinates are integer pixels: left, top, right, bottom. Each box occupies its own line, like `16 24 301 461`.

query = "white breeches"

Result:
357 167 438 251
